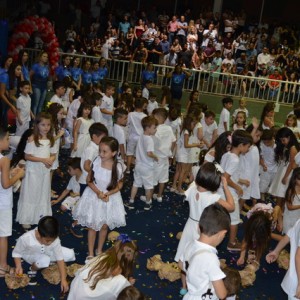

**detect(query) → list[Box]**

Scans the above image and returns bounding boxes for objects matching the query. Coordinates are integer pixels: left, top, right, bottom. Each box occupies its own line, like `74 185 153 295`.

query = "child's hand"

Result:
43 158 53 168
57 128 65 138
97 191 105 199
266 251 279 263
72 144 78 152
237 257 245 266
60 278 69 293
15 266 23 276
263 165 267 172
102 193 109 202
243 179 250 187
295 284 300 299
252 117 259 129
236 185 243 197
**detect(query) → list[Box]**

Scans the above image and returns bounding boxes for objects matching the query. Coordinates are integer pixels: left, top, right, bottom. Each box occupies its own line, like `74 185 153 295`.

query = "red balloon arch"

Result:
8 16 60 74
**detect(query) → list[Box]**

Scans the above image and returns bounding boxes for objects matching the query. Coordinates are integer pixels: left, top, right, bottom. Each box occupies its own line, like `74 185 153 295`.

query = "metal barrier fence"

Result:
26 48 299 104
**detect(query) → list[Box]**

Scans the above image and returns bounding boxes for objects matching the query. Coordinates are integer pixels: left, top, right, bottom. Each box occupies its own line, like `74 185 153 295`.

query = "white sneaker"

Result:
139 196 152 204
153 194 163 202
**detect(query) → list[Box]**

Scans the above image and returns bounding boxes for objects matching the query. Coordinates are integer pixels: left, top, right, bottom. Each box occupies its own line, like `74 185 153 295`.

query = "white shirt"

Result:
100 94 114 127
92 105 104 123
127 111 147 140
66 98 81 130
153 124 176 158
12 228 64 261
80 141 99 183
113 123 126 153
165 117 182 139
180 240 225 300
17 94 31 123
218 108 230 135
136 134 155 168
201 119 218 149
147 100 159 115
260 142 277 173
66 175 83 194
50 94 63 106
142 87 149 100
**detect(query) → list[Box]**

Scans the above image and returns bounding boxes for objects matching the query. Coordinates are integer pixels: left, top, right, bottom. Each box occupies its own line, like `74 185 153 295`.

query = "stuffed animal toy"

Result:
67 263 84 277
158 262 181 282
5 273 30 289
238 259 259 287
41 264 67 285
277 249 290 270
146 254 164 271
107 231 120 242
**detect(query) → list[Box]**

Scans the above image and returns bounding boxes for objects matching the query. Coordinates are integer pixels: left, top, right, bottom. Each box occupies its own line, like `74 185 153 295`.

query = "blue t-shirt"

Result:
98 67 108 80
55 65 72 81
70 67 82 82
21 65 30 81
31 63 49 85
91 70 101 85
82 71 92 85
142 70 156 86
171 73 186 90
118 21 131 35
0 68 9 87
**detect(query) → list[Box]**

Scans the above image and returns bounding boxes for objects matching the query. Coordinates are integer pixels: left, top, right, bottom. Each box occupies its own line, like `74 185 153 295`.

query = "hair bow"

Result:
117 233 132 244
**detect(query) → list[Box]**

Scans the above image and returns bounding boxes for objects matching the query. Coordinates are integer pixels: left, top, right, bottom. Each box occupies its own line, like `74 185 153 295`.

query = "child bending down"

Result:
68 235 138 300
12 216 75 290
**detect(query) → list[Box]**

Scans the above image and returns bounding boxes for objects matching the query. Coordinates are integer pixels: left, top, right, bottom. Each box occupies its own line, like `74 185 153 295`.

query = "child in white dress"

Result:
175 162 234 296
73 137 126 261
16 112 56 229
283 167 300 234
72 102 94 158
269 127 300 208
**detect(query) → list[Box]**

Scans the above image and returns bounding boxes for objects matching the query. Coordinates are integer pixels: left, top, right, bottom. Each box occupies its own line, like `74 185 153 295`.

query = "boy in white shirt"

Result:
91 92 104 123
126 97 148 173
201 110 218 149
16 81 34 137
142 80 152 100
218 130 253 251
113 108 128 162
126 116 158 211
51 157 83 213
141 108 176 203
179 203 230 300
100 83 115 136
218 97 233 135
13 216 75 288
50 81 66 107
147 92 159 115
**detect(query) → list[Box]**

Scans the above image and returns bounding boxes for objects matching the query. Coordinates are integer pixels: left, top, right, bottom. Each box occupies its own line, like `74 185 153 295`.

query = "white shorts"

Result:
0 209 12 237
126 137 138 156
133 164 154 190
153 158 169 185
22 247 75 268
61 196 80 211
229 196 241 225
260 170 276 193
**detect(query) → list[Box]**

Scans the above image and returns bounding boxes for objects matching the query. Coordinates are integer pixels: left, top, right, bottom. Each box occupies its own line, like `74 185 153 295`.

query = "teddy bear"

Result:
277 249 290 270
41 264 67 285
67 263 84 277
5 273 30 289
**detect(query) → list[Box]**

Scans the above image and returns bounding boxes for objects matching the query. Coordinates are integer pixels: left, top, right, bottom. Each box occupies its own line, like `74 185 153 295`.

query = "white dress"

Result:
71 117 95 158
174 184 220 262
188 122 202 163
16 139 53 225
283 194 300 234
73 156 126 231
268 159 290 198
176 130 190 163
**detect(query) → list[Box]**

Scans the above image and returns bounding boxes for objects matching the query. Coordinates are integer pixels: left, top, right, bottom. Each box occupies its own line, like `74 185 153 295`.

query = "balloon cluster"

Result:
8 16 59 73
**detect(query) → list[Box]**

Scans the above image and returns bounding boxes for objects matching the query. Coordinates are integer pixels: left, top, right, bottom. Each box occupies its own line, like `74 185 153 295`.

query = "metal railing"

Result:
26 48 299 105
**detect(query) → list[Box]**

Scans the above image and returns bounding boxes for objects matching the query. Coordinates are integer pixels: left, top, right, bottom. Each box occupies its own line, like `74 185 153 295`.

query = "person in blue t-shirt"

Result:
81 59 92 90
55 55 72 82
30 51 50 115
166 64 191 101
141 62 157 87
70 57 82 92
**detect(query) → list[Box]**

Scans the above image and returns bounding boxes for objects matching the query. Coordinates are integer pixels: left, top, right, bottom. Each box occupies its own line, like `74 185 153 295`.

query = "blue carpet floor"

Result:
0 148 287 300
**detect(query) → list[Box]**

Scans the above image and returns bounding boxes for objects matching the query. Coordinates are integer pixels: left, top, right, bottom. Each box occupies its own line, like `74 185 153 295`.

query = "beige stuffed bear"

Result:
67 263 84 277
41 264 67 285
158 262 181 282
5 273 30 289
107 231 120 242
277 249 290 270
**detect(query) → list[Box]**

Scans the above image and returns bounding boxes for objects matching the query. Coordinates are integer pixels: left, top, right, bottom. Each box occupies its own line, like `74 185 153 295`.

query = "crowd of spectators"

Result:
5 1 300 102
